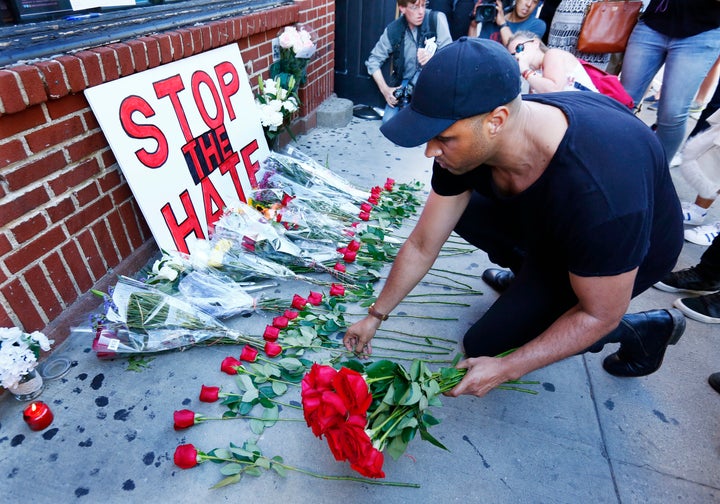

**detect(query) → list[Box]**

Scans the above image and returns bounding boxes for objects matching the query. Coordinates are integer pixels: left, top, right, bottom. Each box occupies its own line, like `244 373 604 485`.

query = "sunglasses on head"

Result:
511 40 535 56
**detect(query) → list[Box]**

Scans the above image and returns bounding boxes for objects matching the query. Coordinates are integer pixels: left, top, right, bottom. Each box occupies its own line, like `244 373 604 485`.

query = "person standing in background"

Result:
620 0 720 162
547 0 612 70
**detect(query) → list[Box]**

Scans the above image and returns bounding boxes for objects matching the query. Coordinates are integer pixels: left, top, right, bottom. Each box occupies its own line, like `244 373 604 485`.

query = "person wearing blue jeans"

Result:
619 0 720 161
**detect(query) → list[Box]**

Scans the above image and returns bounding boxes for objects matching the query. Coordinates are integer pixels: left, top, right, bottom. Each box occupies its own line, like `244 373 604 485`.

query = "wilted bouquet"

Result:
256 76 300 144
0 327 53 389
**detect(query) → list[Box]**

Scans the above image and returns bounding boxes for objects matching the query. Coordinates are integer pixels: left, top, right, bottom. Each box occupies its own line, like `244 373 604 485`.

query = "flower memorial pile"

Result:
82 147 540 488
0 327 53 391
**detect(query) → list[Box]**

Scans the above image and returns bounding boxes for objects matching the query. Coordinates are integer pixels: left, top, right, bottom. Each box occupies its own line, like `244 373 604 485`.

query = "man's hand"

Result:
343 316 382 358
382 86 399 107
494 0 507 26
445 356 513 397
417 47 431 67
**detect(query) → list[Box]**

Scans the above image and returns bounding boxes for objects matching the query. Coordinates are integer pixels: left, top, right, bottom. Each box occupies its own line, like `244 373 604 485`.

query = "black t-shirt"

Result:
431 91 682 288
642 0 720 38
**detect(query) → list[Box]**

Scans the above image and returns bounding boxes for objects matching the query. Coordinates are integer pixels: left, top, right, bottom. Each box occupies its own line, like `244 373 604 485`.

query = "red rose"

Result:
240 345 258 362
329 284 345 297
292 294 307 310
360 202 372 213
173 409 197 430
347 240 361 252
264 341 282 357
344 250 357 262
199 385 220 403
301 364 339 434
324 420 371 462
336 246 347 254
272 316 289 329
174 444 200 469
220 356 241 375
384 178 395 191
316 390 351 434
350 444 386 479
281 193 294 206
371 185 382 195
242 236 256 252
368 195 379 205
307 291 323 306
333 262 346 273
333 367 372 416
284 309 299 320
358 211 370 221
263 325 280 342
342 228 356 237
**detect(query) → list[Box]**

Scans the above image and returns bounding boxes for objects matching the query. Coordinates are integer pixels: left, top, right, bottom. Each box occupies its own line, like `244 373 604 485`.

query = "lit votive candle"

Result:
23 401 54 431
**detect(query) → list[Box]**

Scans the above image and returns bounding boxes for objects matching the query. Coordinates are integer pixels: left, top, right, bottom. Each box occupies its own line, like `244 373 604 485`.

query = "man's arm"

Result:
343 189 471 355
447 268 636 397
371 69 399 107
366 30 398 106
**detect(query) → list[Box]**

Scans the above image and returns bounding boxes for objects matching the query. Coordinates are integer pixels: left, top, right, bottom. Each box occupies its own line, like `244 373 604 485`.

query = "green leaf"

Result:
262 405 279 425
242 389 259 403
365 359 398 378
386 434 410 460
419 427 449 451
255 457 271 470
238 401 254 416
220 463 244 475
272 381 288 395
271 463 288 477
250 418 265 435
209 448 232 459
229 447 254 460
278 357 304 372
245 466 264 477
211 473 242 489
422 412 441 426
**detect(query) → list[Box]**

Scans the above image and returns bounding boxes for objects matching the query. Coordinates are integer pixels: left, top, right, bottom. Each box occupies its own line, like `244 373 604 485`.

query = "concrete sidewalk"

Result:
1 113 719 504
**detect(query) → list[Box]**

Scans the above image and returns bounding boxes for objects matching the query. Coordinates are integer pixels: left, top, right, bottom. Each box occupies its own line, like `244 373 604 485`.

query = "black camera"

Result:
392 82 414 108
473 0 514 24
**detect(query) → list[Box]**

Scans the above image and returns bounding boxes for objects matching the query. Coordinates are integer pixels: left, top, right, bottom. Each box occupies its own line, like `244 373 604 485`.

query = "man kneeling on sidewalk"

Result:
343 38 686 397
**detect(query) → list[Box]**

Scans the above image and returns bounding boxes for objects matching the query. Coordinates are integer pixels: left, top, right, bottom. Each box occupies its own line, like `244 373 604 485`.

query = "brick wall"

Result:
0 0 335 345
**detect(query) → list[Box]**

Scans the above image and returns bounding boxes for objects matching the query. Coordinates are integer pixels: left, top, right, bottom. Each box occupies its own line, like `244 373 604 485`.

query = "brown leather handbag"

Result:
576 0 643 54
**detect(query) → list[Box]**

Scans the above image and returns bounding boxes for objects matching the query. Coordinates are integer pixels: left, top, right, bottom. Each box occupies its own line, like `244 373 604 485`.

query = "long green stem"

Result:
377 328 458 343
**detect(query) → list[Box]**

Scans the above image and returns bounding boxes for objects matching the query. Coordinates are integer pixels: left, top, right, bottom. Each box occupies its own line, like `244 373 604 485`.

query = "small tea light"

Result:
23 401 54 431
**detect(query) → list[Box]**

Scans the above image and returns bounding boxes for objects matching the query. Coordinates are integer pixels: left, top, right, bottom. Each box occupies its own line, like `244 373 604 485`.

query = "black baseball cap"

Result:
381 37 521 147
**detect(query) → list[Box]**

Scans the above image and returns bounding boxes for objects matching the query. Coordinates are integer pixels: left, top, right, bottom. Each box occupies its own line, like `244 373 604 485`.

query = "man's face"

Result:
514 0 539 19
424 116 495 176
399 0 426 28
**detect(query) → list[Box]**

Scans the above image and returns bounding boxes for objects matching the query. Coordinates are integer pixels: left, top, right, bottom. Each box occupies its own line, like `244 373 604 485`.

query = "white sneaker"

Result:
684 221 720 246
681 201 708 225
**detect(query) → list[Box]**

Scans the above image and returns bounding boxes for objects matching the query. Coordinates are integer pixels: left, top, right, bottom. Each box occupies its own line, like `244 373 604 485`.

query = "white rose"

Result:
278 26 299 49
29 331 53 352
0 327 22 341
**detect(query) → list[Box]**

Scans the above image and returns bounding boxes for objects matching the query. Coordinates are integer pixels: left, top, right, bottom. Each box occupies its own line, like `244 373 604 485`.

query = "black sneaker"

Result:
482 268 515 293
673 292 720 324
654 267 720 295
709 373 720 394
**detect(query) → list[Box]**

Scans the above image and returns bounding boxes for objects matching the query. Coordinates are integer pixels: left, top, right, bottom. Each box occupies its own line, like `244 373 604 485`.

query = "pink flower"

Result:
330 284 345 297
174 444 200 469
240 345 259 362
384 178 395 191
272 316 289 329
264 341 283 357
347 240 361 252
344 250 357 262
292 294 308 310
359 211 370 221
220 356 241 375
264 325 280 342
308 291 323 306
334 262 346 273
284 309 299 320
360 202 372 213
173 409 198 430
199 385 220 403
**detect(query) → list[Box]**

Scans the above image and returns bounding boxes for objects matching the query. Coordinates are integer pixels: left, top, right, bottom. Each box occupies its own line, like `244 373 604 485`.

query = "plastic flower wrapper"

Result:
0 327 53 389
176 270 257 319
90 276 263 357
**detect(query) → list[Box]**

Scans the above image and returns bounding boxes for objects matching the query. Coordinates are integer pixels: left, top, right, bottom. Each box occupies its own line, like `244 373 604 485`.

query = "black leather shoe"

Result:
602 308 685 377
482 268 515 293
709 373 720 394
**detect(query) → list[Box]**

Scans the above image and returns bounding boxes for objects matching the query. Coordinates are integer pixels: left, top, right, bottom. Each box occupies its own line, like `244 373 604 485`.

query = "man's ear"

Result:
486 106 509 136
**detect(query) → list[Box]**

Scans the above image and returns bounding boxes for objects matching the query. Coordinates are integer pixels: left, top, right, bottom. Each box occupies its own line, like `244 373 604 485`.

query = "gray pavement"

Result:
1 110 719 503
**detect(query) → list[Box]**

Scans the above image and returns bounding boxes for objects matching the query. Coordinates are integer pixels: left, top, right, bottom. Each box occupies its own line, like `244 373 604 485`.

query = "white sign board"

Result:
85 44 269 254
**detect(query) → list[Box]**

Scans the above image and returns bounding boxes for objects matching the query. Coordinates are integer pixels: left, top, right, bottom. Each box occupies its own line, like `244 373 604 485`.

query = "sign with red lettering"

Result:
84 45 268 254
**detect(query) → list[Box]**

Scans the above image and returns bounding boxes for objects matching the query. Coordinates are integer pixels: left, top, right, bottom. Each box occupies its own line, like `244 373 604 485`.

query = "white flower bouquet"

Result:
0 327 53 389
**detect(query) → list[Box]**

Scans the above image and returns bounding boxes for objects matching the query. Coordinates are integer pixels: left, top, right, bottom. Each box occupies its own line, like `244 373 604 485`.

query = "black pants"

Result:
453 192 670 357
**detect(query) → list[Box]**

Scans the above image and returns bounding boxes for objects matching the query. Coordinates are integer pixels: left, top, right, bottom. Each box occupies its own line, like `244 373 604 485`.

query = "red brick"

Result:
0 139 28 169
13 65 48 107
45 93 89 120
92 47 120 82
190 28 203 53
126 40 148 72
98 169 121 193
139 37 161 68
61 241 93 291
168 32 184 61
65 131 108 163
110 183 132 206
47 196 76 223
76 51 104 88
93 220 120 268
2 278 45 331
119 201 144 248
43 252 78 305
4 150 66 191
65 196 111 235
0 104 46 138
107 211 132 258
100 149 117 169
54 56 87 93
83 110 100 131
0 186 51 228
109 43 135 77
157 35 173 64
201 26 212 51
35 60 70 100
26 115 85 154
0 232 11 256
48 158 100 195
0 303 13 328
0 69 24 114
177 29 195 58
74 181 101 208
26 264 63 319
77 229 107 280
12 213 48 244
4 226 67 273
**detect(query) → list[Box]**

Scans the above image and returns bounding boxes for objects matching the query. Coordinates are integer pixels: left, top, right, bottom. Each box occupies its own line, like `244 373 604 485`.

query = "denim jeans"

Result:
620 21 720 160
